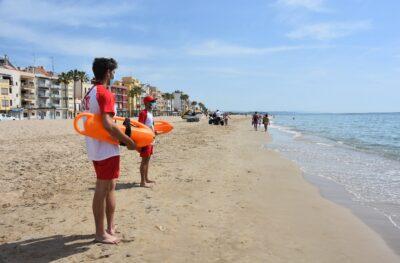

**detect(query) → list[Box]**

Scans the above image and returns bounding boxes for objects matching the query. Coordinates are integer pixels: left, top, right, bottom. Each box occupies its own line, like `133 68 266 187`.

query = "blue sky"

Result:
0 0 399 112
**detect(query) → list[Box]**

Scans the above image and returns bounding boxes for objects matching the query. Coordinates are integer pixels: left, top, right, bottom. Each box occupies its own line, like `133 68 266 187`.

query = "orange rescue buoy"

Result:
154 120 174 134
74 112 154 147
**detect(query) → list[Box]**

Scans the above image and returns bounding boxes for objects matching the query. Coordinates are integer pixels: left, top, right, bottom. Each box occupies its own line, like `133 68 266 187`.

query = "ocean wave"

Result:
270 124 302 138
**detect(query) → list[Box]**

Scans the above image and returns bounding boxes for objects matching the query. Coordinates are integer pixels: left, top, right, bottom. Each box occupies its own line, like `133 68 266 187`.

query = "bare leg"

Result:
93 179 119 244
140 157 149 187
144 157 155 183
106 179 117 236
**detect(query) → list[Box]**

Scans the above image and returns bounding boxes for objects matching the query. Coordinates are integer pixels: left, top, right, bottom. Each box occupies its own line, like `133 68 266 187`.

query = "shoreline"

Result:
303 173 400 254
267 123 400 254
0 116 398 262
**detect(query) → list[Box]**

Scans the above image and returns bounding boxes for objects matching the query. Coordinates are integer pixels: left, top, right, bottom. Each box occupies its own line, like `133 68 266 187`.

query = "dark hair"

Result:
92 58 118 81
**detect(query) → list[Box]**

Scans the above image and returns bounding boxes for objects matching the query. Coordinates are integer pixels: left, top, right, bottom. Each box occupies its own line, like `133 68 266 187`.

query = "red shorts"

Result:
92 155 120 180
140 145 154 158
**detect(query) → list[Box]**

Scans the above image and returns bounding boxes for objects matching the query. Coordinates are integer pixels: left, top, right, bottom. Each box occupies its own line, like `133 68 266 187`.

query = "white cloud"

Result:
0 0 137 28
0 21 158 59
287 21 371 40
276 0 328 12
186 40 329 57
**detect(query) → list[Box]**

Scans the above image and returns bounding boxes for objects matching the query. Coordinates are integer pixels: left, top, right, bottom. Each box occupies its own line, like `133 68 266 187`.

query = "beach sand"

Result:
0 116 398 262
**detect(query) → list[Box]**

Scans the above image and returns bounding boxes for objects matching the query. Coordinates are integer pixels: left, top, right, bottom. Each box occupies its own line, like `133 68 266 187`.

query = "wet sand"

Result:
0 116 398 262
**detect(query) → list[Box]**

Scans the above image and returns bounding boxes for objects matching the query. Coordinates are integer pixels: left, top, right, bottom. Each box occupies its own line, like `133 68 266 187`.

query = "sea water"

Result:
266 113 400 231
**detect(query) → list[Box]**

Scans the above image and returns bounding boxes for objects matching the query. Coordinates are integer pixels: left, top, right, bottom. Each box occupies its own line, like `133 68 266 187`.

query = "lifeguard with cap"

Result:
138 95 157 187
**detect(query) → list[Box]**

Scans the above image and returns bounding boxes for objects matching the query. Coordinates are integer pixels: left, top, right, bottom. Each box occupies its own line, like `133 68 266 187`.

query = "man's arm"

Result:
102 113 136 150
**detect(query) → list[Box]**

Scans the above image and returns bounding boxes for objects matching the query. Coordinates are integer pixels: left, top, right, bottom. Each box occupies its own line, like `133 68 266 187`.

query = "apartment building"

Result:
110 84 128 116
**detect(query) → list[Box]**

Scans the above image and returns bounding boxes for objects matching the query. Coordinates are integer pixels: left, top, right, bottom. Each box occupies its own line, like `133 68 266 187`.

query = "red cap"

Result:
143 95 157 104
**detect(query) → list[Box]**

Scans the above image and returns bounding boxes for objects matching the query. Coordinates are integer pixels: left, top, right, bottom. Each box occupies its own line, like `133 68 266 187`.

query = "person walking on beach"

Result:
138 96 157 187
252 112 259 131
263 114 270 132
223 112 230 126
82 58 136 244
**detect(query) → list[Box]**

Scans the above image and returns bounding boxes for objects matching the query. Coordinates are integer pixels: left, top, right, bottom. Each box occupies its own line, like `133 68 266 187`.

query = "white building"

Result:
172 90 183 112
0 56 22 113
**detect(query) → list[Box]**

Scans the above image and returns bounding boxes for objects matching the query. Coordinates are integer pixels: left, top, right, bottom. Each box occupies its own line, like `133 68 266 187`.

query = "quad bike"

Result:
208 114 224 125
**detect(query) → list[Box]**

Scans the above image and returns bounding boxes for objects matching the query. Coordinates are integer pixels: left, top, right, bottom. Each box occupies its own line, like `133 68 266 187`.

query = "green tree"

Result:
180 93 189 112
191 101 197 110
128 86 144 116
58 72 72 118
68 70 89 117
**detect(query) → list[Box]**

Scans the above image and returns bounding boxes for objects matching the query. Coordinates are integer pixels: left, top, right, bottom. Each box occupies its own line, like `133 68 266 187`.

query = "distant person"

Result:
263 114 270 132
82 57 136 244
223 112 231 126
252 112 259 131
138 96 157 187
215 109 222 118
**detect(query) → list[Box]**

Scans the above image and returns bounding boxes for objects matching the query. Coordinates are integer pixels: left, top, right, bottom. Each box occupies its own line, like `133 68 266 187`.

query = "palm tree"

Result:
198 102 204 109
191 101 197 111
68 70 89 117
78 71 89 91
58 72 72 118
128 86 144 116
180 94 189 112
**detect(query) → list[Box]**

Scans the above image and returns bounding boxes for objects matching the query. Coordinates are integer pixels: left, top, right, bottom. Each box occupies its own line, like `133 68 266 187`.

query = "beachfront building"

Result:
162 93 173 114
111 84 128 116
31 66 63 119
172 90 183 112
60 82 73 119
74 81 91 115
0 79 11 113
121 76 142 117
20 71 37 119
0 56 23 117
139 83 151 110
148 85 162 115
60 80 92 118
156 94 167 115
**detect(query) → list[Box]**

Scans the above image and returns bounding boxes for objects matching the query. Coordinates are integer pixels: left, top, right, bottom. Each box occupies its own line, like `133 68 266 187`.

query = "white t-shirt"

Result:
81 85 119 161
145 111 154 130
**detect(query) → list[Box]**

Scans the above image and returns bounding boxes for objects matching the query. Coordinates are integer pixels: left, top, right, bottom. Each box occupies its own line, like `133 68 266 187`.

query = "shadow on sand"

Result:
0 234 94 263
88 182 141 191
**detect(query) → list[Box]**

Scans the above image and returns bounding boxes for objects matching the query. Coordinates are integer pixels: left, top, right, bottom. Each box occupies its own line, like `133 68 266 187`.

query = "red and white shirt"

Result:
82 84 119 161
138 109 154 131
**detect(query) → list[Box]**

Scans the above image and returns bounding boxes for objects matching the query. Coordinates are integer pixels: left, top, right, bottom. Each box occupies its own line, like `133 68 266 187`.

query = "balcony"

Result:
51 93 61 99
50 84 61 90
22 102 35 108
37 80 52 88
49 102 60 108
22 94 36 101
38 92 50 98
21 83 35 90
38 103 50 108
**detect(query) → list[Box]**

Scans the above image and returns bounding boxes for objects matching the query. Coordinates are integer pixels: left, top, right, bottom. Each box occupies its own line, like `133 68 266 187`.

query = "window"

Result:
2 100 9 107
9 88 12 93
10 100 12 106
1 88 8 95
